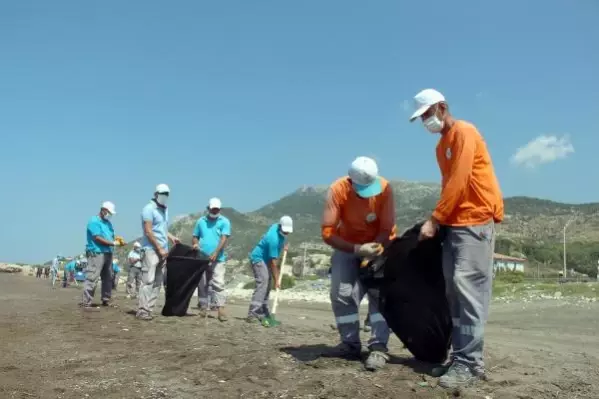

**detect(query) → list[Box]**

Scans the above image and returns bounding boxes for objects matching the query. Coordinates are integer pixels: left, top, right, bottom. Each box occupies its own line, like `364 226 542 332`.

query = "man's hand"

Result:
354 242 384 257
208 253 217 262
192 243 199 251
158 247 168 259
274 279 281 290
169 235 180 244
419 218 439 241
283 243 289 252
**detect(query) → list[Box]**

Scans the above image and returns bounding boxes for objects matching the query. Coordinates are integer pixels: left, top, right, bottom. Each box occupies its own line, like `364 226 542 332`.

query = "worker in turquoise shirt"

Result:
112 259 121 290
62 260 77 288
192 197 232 322
80 201 123 310
246 216 293 323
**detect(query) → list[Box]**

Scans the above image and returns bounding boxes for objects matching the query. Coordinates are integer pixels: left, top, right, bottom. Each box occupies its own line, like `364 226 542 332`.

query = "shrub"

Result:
494 270 524 284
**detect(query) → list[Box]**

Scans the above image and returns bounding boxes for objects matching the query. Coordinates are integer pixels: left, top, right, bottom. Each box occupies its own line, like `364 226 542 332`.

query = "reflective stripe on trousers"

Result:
442 221 495 372
329 250 390 351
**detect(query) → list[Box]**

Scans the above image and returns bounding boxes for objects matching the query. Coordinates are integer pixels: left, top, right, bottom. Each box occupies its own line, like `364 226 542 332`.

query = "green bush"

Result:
242 274 296 290
494 270 524 284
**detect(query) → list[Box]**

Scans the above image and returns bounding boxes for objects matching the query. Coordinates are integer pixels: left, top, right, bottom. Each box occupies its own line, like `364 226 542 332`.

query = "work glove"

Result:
114 236 126 247
354 242 384 258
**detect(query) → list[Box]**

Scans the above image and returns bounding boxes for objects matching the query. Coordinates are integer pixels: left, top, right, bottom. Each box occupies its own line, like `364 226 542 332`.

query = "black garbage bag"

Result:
360 222 452 364
161 243 211 317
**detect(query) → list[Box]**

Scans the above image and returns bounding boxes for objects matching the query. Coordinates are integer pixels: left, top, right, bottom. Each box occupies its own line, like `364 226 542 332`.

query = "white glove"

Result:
353 242 383 257
113 240 121 247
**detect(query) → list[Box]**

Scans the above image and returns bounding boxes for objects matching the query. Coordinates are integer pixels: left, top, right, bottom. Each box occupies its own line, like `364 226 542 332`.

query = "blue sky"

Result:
1 0 597 263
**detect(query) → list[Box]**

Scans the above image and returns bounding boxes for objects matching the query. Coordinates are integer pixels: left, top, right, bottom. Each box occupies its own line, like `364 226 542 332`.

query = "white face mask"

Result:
156 194 169 206
208 212 220 219
103 213 112 221
423 115 444 133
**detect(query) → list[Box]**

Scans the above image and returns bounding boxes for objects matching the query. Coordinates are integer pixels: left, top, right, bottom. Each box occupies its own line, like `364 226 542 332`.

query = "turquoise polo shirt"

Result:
86 215 114 254
192 215 231 262
141 200 169 251
249 223 286 265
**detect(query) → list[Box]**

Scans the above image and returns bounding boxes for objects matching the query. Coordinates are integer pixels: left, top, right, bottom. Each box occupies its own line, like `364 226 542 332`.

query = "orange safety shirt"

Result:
432 120 504 226
321 176 397 244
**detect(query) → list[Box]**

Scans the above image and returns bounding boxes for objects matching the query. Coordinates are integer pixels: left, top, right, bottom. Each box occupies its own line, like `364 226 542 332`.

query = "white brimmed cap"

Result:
279 215 293 234
133 241 141 248
101 201 116 214
348 156 382 198
409 89 446 122
208 197 222 209
155 184 170 194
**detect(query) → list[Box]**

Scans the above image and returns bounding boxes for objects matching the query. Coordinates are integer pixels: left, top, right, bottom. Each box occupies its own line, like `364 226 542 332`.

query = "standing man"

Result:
136 184 180 321
192 197 232 322
246 216 293 324
126 242 143 299
112 258 121 291
50 255 60 288
321 156 397 371
409 88 504 388
80 201 123 310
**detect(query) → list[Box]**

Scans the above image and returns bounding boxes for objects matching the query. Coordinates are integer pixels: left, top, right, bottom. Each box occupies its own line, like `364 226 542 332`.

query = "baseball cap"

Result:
208 197 222 209
409 89 446 122
101 201 116 214
155 184 170 194
133 241 141 248
279 215 293 234
348 156 382 198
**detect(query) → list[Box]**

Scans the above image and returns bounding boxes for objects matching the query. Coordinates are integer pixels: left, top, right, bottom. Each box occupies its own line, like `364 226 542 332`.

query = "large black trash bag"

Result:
161 243 211 317
360 222 452 364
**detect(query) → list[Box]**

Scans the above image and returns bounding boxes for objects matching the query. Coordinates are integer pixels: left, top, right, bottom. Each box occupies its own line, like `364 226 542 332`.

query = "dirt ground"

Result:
1 275 599 399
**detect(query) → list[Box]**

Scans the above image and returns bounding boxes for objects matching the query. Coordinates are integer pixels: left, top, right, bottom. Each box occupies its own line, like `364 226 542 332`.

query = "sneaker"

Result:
217 309 228 322
320 342 362 360
245 316 260 324
438 362 481 389
136 312 153 321
198 308 209 318
365 350 389 371
81 305 100 312
102 301 118 308
125 295 131 299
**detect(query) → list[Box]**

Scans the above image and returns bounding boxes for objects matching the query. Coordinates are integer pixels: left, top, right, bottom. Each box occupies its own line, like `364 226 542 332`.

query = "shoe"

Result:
217 309 228 322
198 308 209 318
438 362 481 389
125 295 131 299
364 350 389 371
102 300 118 308
245 316 260 324
81 305 100 312
320 342 362 360
136 312 153 321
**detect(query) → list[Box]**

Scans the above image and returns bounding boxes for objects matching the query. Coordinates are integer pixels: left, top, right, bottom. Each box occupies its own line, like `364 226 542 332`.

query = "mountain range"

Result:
110 180 599 272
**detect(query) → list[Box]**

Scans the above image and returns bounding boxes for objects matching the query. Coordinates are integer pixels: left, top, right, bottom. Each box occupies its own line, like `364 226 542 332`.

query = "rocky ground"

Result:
1 274 599 399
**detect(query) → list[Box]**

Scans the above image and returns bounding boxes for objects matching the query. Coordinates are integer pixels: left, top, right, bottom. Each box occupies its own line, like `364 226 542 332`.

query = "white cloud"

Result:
510 135 574 168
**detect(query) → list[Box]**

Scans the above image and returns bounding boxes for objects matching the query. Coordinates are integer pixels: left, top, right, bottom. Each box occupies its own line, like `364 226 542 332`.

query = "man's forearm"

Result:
213 237 229 255
94 236 114 247
145 232 162 253
324 235 356 253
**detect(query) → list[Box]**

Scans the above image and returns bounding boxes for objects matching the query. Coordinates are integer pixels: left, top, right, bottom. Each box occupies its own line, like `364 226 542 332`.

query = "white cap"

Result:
133 241 141 248
279 215 293 234
155 184 170 194
101 201 116 215
113 258 118 263
348 156 383 198
208 197 222 209
409 89 446 122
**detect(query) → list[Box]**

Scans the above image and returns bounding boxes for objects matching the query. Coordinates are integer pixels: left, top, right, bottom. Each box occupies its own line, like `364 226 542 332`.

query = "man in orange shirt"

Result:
409 89 504 388
321 156 397 371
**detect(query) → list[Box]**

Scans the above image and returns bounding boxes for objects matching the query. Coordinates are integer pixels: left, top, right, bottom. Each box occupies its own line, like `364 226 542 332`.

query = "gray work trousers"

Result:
247 261 272 320
442 221 495 372
137 248 165 316
126 266 142 297
330 250 390 351
197 261 227 309
81 252 113 306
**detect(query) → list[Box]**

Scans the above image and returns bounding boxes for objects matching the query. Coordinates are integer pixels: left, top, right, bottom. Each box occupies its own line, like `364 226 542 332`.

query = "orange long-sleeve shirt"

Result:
432 120 504 226
321 176 397 244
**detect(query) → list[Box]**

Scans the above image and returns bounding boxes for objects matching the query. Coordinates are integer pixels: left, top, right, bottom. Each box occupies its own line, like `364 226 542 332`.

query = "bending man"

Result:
321 156 397 371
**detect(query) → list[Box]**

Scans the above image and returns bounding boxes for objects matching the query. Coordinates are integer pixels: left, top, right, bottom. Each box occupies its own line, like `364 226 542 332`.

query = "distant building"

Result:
493 253 526 273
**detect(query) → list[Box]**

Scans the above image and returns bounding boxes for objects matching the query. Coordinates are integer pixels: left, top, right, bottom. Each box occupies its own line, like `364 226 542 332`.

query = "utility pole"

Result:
563 217 576 278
